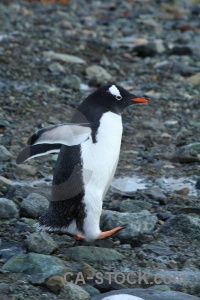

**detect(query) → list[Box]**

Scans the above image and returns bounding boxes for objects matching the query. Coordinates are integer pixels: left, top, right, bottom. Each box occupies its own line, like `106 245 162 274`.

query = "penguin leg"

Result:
97 225 125 239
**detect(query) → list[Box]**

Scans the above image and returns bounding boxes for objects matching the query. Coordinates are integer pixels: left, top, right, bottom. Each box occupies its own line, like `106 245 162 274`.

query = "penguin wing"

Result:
27 123 91 146
16 123 91 164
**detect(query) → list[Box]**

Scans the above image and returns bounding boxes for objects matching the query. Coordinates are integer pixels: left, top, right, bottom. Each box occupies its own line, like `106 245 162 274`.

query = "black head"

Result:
82 84 149 114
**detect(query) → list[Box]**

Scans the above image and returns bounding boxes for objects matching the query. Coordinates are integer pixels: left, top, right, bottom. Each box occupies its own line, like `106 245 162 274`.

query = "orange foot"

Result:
74 226 125 241
98 226 125 239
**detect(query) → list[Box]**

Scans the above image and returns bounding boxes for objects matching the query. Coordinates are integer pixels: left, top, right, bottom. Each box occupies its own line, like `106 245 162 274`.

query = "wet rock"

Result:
0 145 12 161
0 198 19 219
2 252 68 278
43 51 86 64
0 241 26 262
0 176 13 187
101 210 158 240
59 283 90 299
64 246 124 262
15 164 37 176
61 74 80 90
146 187 167 203
26 232 58 254
91 287 200 300
20 193 49 218
186 72 200 85
48 62 65 73
85 65 112 83
120 200 152 212
45 275 65 293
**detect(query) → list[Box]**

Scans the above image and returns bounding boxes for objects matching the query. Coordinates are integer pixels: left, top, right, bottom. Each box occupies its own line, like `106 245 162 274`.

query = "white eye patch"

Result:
109 85 122 100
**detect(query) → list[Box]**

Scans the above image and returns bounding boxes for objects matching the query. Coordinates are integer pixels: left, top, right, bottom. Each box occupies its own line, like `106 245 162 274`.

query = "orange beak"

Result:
131 97 149 103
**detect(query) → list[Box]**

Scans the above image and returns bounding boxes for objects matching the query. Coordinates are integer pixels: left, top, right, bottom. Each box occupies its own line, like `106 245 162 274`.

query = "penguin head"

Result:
85 84 149 114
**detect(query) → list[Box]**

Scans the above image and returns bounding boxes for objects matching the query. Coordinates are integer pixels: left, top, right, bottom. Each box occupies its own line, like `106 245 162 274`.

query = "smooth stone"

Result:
101 210 158 239
43 51 86 64
20 193 49 218
45 275 65 293
48 62 65 73
61 74 80 90
186 72 200 85
86 65 112 83
64 246 124 262
59 283 90 300
83 285 101 297
26 232 58 254
0 145 12 161
2 253 69 279
0 198 19 219
0 176 13 187
15 164 37 176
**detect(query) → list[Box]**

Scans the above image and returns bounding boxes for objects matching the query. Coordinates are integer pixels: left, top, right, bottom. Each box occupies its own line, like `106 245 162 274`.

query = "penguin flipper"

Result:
27 123 91 146
16 143 61 164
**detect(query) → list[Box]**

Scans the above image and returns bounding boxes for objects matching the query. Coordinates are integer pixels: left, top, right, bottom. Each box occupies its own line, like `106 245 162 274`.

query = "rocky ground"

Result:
0 0 200 299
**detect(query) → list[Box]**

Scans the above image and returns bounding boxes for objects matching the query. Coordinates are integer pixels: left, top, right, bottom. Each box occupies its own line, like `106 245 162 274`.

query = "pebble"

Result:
186 72 200 85
85 65 112 83
20 193 49 218
45 275 65 293
146 187 167 203
120 199 152 212
43 51 86 64
0 198 19 219
174 187 190 195
133 42 157 57
100 210 158 240
61 74 80 90
15 164 37 176
0 176 13 187
0 145 12 161
59 283 90 300
26 232 58 254
48 62 65 73
64 246 124 262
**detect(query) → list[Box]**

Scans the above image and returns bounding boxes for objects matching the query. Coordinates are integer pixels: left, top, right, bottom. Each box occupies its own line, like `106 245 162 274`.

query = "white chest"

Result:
81 112 123 198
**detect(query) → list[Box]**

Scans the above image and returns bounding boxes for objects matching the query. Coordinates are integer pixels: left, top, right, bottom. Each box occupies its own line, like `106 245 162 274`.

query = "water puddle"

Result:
111 175 198 196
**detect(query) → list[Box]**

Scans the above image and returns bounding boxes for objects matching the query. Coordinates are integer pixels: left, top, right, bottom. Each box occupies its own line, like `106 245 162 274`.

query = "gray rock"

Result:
20 193 49 218
100 210 158 239
0 176 13 187
59 283 90 300
26 232 58 254
159 214 200 241
0 198 19 219
0 241 26 262
48 62 65 73
92 287 200 300
61 74 80 90
2 252 68 279
0 283 10 294
64 246 124 262
15 164 37 176
120 200 152 212
86 65 112 83
186 72 200 85
43 51 86 64
83 285 100 297
0 145 12 161
146 187 167 202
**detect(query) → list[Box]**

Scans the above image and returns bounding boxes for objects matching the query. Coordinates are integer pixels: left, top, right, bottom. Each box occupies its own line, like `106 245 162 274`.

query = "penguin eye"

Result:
115 95 122 101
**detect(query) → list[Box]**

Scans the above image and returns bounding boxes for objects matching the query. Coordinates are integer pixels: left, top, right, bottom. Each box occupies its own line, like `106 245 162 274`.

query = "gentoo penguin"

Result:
17 84 149 241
